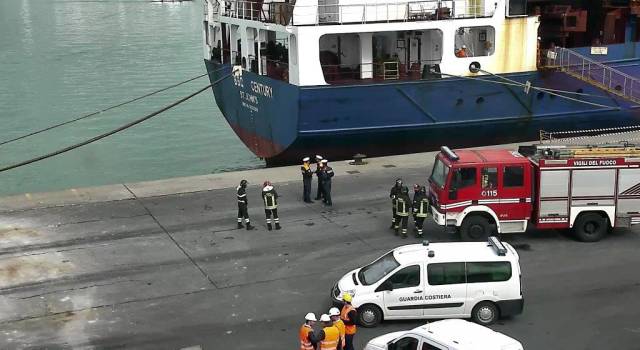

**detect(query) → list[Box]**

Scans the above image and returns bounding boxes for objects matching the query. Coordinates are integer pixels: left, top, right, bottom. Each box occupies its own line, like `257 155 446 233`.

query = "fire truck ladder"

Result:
546 47 640 104
536 143 640 159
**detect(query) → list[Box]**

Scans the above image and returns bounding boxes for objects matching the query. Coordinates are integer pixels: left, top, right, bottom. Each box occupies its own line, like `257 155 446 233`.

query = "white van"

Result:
364 319 524 350
331 237 523 327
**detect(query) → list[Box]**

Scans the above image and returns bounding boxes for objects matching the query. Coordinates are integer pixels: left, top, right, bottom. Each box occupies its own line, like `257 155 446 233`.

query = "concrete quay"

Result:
0 147 639 349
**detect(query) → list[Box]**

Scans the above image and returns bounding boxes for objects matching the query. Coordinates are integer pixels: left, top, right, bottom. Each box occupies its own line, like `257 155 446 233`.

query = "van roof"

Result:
392 241 518 265
413 319 522 349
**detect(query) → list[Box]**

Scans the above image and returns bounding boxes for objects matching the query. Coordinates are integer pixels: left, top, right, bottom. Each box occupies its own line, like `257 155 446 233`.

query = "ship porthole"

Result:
476 97 485 104
456 98 464 106
537 92 544 100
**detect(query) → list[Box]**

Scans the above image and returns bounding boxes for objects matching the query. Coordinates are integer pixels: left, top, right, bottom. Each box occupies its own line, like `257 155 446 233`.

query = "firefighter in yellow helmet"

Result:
340 293 357 350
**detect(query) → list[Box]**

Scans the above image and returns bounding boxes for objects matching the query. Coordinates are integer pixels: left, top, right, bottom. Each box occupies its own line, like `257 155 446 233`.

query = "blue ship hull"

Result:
205 43 640 165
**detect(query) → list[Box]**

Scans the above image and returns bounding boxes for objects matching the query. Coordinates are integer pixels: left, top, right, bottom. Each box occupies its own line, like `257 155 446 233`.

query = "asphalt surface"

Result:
1 160 640 350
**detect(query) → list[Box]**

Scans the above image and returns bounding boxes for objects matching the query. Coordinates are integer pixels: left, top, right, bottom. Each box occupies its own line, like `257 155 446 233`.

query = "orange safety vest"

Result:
340 304 357 335
333 319 346 348
299 324 314 350
320 325 340 350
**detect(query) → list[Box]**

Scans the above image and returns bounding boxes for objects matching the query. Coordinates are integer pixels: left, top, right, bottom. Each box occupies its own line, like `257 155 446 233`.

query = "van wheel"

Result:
471 301 498 325
573 213 607 242
357 304 382 328
460 216 493 241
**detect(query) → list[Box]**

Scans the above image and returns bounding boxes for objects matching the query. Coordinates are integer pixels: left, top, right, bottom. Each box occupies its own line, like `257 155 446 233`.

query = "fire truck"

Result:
428 144 640 242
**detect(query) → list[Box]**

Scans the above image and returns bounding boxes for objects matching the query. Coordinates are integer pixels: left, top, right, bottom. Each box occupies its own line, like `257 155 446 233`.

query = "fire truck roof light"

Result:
488 236 507 256
441 146 459 161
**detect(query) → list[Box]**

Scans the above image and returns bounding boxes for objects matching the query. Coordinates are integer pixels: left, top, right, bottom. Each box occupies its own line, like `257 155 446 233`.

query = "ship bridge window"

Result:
454 26 495 58
261 30 289 82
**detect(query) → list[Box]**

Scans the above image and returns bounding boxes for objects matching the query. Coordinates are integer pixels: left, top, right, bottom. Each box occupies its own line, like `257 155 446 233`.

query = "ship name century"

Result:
250 81 273 98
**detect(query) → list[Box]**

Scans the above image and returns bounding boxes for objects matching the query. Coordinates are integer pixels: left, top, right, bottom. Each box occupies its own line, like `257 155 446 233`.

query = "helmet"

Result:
421 186 427 193
328 307 340 316
342 292 353 303
240 179 248 187
401 186 409 194
319 314 331 322
413 184 421 192
395 178 403 185
263 180 271 187
305 312 317 321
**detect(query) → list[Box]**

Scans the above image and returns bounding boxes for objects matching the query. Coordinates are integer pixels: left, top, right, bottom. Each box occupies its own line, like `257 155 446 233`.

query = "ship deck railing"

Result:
212 0 494 26
546 46 640 104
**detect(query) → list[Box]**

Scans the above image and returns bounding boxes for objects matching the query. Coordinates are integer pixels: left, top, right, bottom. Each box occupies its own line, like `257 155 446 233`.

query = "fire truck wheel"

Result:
460 215 493 241
573 213 608 242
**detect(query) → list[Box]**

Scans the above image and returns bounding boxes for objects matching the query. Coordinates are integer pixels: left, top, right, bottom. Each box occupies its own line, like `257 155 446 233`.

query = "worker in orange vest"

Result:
329 307 345 350
340 293 358 350
299 312 317 350
313 314 340 350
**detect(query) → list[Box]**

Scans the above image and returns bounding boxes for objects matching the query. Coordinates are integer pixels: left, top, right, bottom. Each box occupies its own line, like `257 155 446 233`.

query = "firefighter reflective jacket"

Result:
262 186 278 210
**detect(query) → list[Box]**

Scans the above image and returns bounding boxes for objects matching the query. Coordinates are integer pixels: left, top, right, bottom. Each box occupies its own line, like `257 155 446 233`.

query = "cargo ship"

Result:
202 0 640 165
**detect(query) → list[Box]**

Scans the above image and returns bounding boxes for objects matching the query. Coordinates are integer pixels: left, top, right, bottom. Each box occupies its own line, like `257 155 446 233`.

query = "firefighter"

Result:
314 155 324 200
312 314 340 350
320 159 334 206
412 185 430 237
299 313 317 350
340 293 357 350
301 157 314 203
395 186 411 238
236 179 254 230
262 181 281 230
389 179 403 229
329 307 345 350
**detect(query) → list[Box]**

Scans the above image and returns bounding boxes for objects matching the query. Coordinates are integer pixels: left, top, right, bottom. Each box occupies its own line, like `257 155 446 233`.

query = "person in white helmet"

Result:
311 314 340 350
299 313 317 350
329 307 345 350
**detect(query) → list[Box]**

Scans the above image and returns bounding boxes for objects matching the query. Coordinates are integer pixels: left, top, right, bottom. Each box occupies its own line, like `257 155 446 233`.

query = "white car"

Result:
364 319 524 350
331 238 523 327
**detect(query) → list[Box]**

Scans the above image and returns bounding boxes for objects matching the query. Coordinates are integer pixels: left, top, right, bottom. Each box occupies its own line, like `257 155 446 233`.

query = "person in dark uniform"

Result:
237 179 254 230
389 179 403 229
261 181 281 230
301 157 314 203
314 155 324 200
394 186 411 238
412 185 430 237
320 159 334 206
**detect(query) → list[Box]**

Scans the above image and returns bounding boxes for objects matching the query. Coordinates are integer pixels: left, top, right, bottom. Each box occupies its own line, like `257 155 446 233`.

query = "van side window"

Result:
504 166 524 187
427 263 465 285
387 265 421 289
466 262 512 283
394 336 419 350
423 342 446 350
452 167 476 189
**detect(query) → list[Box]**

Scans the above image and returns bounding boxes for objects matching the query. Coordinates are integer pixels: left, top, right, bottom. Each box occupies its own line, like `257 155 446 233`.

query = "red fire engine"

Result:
428 144 640 242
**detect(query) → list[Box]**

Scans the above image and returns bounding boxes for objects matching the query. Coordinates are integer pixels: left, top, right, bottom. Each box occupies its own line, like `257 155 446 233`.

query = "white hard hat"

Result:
315 155 323 160
328 307 340 316
321 159 328 164
462 45 467 49
305 312 317 321
303 157 310 162
319 314 331 322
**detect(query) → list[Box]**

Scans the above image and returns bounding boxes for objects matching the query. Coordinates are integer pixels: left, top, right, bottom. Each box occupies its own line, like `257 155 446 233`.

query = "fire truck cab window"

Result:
430 158 450 188
504 166 524 187
452 167 477 189
481 167 498 189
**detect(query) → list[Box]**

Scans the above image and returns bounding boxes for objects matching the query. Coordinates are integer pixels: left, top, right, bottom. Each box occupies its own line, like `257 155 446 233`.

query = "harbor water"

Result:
0 0 260 197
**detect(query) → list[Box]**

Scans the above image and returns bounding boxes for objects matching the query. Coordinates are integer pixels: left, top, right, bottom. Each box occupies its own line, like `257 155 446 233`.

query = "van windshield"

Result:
358 251 400 286
430 158 449 188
